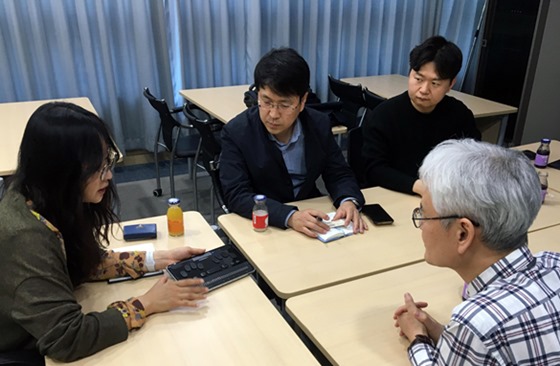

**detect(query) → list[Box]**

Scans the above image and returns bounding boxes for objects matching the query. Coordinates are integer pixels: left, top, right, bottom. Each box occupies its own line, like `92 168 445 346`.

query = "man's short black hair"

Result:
409 36 463 80
254 47 310 98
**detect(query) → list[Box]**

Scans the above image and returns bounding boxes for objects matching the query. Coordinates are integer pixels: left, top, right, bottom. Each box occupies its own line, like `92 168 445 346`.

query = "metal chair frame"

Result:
183 104 228 224
143 87 201 201
328 74 368 130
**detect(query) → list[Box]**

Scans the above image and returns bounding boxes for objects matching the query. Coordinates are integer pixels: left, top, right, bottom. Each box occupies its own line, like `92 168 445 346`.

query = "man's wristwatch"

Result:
407 334 434 351
350 199 361 210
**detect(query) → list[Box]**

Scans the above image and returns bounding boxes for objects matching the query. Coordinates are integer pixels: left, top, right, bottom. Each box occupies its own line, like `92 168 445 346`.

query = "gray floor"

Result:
115 164 329 226
115 172 223 225
114 158 330 253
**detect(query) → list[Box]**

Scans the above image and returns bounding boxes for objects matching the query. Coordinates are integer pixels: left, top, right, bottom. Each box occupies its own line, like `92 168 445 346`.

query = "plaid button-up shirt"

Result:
409 245 560 365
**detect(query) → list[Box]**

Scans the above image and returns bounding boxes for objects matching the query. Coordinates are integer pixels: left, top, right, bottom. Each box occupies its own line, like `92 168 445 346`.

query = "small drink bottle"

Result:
252 194 268 232
535 138 551 168
167 197 184 236
538 171 548 203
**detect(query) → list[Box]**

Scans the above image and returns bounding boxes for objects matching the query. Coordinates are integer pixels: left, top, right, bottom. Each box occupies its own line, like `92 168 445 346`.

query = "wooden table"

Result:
180 85 248 124
218 187 425 301
46 212 318 365
0 98 96 176
514 140 560 192
341 74 518 145
218 184 560 305
531 189 560 230
179 85 347 135
512 140 560 231
286 225 560 366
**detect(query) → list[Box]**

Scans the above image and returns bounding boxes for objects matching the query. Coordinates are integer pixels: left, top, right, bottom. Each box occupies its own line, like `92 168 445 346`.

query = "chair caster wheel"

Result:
153 188 162 197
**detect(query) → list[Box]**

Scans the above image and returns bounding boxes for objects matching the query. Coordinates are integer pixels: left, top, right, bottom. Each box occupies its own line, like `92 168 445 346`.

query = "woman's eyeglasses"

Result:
99 148 120 181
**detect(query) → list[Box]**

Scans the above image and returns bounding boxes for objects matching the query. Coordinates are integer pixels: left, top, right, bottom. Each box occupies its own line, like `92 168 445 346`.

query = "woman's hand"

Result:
153 246 206 270
137 275 208 316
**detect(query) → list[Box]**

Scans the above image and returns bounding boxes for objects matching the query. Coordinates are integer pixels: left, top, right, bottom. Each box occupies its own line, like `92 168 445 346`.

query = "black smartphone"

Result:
362 203 394 225
522 150 536 160
549 159 560 170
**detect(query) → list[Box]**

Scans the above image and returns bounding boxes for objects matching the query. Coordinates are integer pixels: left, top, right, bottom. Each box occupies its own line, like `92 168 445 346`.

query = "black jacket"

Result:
220 106 364 228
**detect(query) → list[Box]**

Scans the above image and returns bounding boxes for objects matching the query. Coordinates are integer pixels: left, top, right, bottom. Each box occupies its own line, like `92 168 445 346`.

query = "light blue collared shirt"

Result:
268 119 359 228
267 119 306 197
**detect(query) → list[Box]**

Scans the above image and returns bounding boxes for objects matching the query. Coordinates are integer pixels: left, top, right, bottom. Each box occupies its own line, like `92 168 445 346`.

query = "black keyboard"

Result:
166 245 254 291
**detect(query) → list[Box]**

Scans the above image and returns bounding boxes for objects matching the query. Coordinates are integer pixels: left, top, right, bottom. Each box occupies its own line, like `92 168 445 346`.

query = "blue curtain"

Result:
0 0 484 152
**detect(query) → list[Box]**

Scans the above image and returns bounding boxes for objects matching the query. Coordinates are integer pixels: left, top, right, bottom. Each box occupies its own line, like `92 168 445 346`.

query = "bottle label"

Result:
535 153 549 167
252 211 268 230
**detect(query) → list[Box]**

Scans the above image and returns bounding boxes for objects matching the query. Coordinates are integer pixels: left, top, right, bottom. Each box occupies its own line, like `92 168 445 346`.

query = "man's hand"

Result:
394 293 444 343
153 246 206 270
394 293 429 341
332 200 368 234
287 209 330 238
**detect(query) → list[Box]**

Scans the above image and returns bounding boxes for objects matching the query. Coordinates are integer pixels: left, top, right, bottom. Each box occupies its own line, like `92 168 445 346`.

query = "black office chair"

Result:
328 75 367 130
363 87 385 112
346 125 367 188
143 87 201 199
183 104 228 224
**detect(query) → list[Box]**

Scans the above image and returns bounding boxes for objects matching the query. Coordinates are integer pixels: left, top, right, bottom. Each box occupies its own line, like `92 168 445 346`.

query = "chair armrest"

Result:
173 104 196 129
170 104 186 114
178 122 195 130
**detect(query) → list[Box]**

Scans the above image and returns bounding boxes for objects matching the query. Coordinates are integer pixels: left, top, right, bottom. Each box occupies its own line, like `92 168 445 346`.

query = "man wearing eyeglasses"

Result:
220 47 367 237
393 139 560 365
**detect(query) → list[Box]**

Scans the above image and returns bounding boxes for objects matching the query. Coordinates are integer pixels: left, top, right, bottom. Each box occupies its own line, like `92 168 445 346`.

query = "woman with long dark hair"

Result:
0 102 208 363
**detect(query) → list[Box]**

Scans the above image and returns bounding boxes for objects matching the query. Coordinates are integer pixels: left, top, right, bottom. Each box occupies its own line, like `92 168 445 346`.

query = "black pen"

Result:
107 270 164 284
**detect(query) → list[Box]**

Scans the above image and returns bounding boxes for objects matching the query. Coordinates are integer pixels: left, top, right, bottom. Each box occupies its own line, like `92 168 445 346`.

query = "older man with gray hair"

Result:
393 139 560 365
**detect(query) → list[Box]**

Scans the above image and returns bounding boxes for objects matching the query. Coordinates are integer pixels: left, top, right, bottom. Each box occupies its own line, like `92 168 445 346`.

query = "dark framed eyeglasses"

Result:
99 147 120 181
411 207 480 229
257 96 301 113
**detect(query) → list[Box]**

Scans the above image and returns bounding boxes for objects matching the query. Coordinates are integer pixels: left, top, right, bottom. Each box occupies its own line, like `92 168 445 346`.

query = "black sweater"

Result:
362 91 480 194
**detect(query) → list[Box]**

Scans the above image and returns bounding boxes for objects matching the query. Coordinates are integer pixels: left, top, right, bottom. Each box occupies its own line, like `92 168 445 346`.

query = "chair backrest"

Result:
363 88 385 111
143 87 183 151
183 104 228 212
328 75 367 129
346 125 366 188
328 75 365 106
243 84 258 108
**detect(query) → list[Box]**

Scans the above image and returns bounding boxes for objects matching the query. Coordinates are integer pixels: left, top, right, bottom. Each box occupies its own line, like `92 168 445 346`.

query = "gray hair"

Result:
419 139 542 251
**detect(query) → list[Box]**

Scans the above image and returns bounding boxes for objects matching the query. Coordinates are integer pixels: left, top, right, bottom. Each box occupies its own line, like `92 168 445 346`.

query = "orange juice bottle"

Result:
167 198 184 236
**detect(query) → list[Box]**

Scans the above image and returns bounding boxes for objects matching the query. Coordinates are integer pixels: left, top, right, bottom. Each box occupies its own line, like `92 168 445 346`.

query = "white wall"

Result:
518 0 560 144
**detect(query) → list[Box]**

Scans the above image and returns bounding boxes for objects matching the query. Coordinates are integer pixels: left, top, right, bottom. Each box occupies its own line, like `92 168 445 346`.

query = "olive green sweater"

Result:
0 189 128 362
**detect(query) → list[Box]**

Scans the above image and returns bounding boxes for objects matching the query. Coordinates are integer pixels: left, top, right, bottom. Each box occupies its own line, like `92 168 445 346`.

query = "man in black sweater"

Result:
362 36 481 195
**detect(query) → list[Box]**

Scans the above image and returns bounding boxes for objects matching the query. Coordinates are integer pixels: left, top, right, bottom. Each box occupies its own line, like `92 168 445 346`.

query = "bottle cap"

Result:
542 138 551 143
168 197 181 205
254 194 266 202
